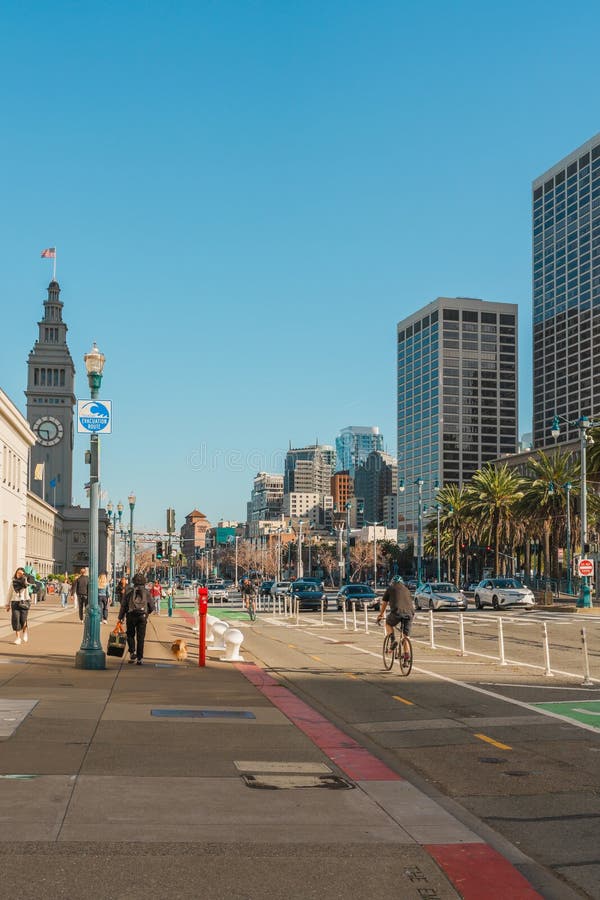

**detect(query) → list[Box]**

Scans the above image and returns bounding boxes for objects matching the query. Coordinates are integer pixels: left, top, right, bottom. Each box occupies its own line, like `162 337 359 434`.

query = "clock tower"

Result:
26 280 75 507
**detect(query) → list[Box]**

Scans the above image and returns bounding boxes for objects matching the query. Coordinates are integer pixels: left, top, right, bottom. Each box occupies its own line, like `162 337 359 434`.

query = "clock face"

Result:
33 415 64 447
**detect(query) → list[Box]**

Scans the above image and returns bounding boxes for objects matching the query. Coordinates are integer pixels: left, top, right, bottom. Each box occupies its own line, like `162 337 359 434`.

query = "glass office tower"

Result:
532 133 600 447
397 297 518 543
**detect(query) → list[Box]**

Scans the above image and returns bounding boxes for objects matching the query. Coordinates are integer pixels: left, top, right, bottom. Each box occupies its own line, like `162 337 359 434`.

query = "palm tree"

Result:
520 449 579 582
466 464 525 577
433 484 475 586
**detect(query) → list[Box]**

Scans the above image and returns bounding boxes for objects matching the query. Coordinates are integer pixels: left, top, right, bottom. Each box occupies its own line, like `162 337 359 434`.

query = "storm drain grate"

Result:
503 771 532 777
242 774 354 790
479 757 504 764
151 709 255 719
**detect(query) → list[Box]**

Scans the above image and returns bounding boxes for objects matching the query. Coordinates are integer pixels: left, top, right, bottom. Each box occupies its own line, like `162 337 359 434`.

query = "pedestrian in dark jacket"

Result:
73 567 89 622
118 573 155 665
5 567 31 644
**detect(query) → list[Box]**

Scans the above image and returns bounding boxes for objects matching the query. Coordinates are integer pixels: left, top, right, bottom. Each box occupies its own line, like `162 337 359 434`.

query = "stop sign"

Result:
578 558 594 577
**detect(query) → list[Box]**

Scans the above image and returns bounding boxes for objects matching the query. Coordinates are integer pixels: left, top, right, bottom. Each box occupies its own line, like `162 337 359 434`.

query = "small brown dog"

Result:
171 639 188 661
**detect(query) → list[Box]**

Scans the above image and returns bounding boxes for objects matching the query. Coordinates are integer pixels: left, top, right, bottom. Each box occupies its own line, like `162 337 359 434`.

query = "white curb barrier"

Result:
211 621 228 651
205 615 219 644
221 627 244 662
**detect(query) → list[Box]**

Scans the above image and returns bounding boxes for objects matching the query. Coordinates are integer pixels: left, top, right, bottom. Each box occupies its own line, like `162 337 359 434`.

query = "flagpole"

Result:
53 248 56 281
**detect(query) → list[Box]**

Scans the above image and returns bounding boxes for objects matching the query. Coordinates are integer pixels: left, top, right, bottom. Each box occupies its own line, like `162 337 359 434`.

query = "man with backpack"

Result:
118 573 155 665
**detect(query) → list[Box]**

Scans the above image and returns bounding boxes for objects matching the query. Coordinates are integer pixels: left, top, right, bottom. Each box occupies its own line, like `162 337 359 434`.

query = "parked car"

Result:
473 578 535 610
259 580 274 598
406 580 418 593
414 582 468 611
208 584 229 602
336 583 379 611
272 580 292 599
290 581 327 611
300 576 325 590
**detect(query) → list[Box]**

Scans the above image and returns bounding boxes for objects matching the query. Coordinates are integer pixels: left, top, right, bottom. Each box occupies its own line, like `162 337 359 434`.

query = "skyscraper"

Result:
532 133 600 447
397 297 518 542
354 450 398 526
335 426 384 475
283 445 336 494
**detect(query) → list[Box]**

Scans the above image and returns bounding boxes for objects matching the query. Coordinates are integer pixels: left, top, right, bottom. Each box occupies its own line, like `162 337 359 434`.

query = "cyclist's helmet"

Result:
392 575 404 584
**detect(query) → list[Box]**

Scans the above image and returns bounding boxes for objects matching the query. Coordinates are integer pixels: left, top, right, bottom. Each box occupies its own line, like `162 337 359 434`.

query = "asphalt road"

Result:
216 598 600 899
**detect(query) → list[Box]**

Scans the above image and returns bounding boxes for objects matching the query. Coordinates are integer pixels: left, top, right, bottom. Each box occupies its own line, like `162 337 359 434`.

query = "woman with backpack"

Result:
118 573 155 665
5 567 31 645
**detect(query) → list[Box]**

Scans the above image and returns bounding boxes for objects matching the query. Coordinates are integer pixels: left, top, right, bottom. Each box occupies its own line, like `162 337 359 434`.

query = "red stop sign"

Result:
578 558 594 577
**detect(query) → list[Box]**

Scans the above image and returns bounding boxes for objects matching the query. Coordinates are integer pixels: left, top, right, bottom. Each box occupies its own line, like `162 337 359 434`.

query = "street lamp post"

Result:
106 502 123 607
565 481 572 595
128 492 136 581
345 502 352 584
297 520 304 579
234 535 239 588
416 478 424 584
75 342 106 670
552 414 597 608
436 504 442 582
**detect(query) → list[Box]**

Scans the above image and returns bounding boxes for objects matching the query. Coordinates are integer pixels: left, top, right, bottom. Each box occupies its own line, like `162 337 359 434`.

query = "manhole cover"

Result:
242 774 354 790
479 757 504 764
151 709 255 719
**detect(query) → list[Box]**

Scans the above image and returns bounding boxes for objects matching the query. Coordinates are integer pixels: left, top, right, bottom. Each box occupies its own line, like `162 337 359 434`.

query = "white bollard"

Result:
192 608 199 634
220 627 244 662
458 613 466 657
352 601 358 632
497 617 507 666
581 627 594 687
542 621 553 677
277 596 282 616
320 598 325 625
343 602 348 630
205 615 218 644
429 608 436 649
364 605 369 634
295 598 300 626
211 621 228 651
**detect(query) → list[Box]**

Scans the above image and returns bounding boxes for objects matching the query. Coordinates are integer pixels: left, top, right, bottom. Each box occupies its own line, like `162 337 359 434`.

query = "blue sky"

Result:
2 0 599 531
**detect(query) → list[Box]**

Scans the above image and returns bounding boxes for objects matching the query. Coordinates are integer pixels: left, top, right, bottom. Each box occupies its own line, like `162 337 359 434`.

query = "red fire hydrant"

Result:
197 586 209 667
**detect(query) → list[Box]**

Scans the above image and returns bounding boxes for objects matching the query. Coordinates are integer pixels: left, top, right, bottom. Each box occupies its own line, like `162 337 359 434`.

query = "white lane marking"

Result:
573 708 600 716
480 682 600 692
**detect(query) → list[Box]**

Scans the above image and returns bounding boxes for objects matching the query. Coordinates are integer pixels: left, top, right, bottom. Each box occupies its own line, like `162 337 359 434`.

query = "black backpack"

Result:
129 587 147 614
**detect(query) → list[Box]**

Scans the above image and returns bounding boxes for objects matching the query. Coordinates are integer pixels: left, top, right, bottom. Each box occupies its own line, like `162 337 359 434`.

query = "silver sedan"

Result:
414 582 468 611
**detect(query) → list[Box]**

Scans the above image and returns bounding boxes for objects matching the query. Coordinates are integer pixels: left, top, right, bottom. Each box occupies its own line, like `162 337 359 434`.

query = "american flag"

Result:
40 247 56 258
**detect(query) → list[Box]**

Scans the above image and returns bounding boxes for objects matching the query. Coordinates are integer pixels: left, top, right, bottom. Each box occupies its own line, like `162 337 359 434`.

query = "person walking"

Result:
5 567 31 645
73 567 89 622
150 580 163 616
60 576 70 608
116 576 128 608
98 572 109 623
118 573 155 665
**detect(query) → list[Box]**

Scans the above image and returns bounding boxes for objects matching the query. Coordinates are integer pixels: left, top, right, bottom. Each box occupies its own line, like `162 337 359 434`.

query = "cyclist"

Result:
240 578 256 611
376 576 414 660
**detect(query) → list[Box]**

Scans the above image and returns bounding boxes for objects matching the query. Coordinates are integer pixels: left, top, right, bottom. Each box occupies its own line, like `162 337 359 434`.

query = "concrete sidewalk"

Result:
0 603 547 899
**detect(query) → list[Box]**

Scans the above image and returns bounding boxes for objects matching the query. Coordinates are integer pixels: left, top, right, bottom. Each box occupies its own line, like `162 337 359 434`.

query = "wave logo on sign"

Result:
79 401 110 433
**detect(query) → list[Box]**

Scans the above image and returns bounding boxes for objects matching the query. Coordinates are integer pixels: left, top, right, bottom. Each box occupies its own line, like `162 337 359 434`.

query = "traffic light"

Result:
156 541 163 559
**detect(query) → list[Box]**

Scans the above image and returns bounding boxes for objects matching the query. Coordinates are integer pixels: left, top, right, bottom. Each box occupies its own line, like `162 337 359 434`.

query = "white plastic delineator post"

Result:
581 627 594 687
429 608 436 649
211 621 228 651
205 615 218 644
352 601 358 632
542 621 553 677
497 616 507 666
220 627 244 662
458 613 466 657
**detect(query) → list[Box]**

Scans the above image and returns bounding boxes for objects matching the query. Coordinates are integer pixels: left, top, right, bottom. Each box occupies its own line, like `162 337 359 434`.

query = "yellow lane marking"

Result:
393 695 414 706
345 673 358 680
287 644 296 649
474 733 512 750
311 655 322 662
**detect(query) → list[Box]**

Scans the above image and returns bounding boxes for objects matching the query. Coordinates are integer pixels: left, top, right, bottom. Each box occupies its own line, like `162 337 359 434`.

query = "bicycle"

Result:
245 594 256 622
381 622 413 675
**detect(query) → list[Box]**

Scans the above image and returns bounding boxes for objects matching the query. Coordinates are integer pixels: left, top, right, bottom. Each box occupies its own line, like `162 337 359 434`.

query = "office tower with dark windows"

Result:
397 297 518 542
532 134 600 447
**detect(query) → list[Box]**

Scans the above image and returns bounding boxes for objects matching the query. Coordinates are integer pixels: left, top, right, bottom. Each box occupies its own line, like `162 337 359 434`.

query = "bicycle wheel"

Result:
382 633 396 670
399 637 413 676
248 600 256 622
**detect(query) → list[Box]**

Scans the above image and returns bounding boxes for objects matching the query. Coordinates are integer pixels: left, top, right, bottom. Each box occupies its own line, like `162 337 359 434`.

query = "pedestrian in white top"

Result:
5 567 31 644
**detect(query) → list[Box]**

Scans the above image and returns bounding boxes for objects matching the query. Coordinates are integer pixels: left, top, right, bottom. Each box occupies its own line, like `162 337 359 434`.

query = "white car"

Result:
208 584 229 602
474 578 535 610
271 581 292 599
414 582 468 611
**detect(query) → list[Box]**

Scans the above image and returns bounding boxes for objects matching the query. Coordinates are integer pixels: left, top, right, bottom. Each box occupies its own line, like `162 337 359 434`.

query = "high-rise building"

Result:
397 297 518 541
25 280 76 507
284 445 336 494
248 472 284 523
532 134 600 447
335 426 384 475
354 450 398 525
331 470 353 513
